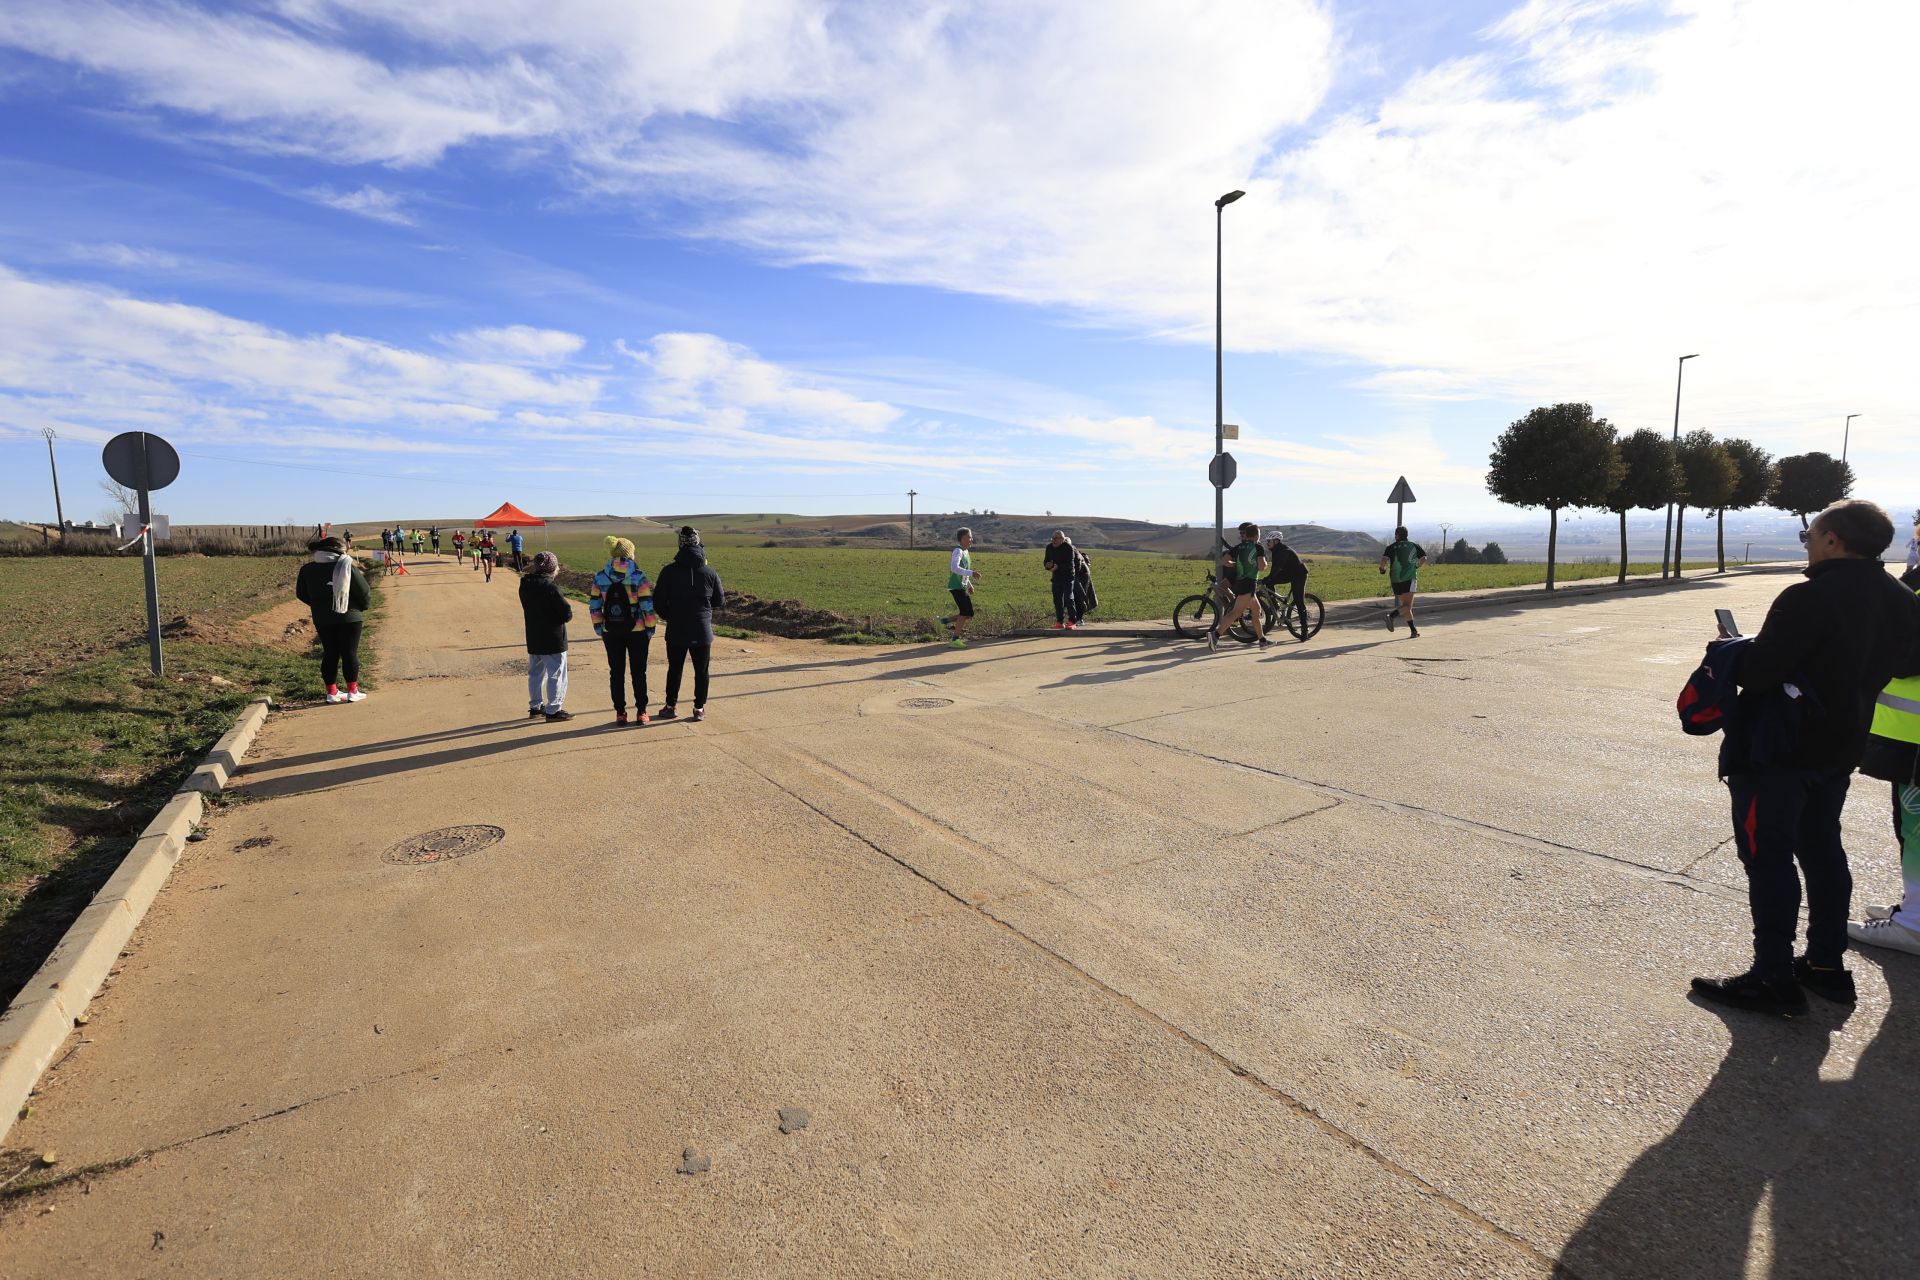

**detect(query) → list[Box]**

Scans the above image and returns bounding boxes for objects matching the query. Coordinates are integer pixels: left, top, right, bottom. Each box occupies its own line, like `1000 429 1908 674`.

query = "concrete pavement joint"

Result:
713 733 1563 1275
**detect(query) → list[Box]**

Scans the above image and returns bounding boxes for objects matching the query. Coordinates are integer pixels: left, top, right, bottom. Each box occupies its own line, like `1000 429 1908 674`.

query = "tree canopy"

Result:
1675 430 1737 512
1720 439 1775 512
1487 403 1623 512
1606 428 1680 514
1768 452 1855 524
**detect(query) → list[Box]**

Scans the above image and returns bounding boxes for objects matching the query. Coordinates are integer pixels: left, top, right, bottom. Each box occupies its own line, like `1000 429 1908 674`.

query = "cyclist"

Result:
1263 532 1309 636
1379 525 1426 637
1209 522 1268 652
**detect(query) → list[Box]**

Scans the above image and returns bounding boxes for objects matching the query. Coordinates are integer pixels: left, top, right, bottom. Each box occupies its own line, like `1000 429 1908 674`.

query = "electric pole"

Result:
42 427 66 551
908 489 918 550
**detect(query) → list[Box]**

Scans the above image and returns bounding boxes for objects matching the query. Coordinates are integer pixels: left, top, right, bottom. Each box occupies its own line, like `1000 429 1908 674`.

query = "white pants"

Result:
527 653 568 713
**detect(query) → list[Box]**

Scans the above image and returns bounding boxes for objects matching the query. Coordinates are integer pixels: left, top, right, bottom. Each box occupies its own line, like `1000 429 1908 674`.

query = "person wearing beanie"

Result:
518 550 574 722
591 536 658 725
295 536 372 703
652 526 724 722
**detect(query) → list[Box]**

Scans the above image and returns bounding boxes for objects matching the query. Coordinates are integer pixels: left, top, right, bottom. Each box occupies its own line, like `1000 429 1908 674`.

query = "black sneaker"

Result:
528 706 543 720
1409 625 1420 638
1793 957 1857 1005
1690 970 1808 1017
1386 611 1397 632
544 709 575 722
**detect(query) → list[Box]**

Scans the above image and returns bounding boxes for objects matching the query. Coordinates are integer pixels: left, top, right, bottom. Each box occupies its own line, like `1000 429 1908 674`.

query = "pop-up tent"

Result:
475 502 544 528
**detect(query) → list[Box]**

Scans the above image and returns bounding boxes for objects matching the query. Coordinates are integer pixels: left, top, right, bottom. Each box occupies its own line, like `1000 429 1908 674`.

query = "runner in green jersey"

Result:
944 527 982 648
1378 526 1427 637
1207 522 1268 651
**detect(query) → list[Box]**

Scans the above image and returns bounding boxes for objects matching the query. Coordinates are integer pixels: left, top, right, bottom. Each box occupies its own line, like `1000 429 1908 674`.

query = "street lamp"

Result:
1660 353 1699 580
1843 413 1861 462
1213 189 1244 565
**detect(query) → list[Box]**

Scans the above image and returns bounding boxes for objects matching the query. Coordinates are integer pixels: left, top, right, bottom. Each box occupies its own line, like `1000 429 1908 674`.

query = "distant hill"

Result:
650 512 1382 558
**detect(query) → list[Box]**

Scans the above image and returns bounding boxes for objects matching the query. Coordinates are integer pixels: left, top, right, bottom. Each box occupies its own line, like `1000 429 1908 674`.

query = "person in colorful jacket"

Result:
591 536 658 725
1850 553 1920 956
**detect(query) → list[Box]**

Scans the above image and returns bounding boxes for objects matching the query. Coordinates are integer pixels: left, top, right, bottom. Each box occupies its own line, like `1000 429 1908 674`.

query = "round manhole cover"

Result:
383 825 504 865
899 697 954 710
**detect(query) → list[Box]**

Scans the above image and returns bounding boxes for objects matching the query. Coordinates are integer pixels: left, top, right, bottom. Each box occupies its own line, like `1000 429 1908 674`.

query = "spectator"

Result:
1692 499 1920 1014
518 551 573 722
508 528 525 571
1850 551 1920 956
591 536 658 726
1379 526 1426 638
1043 531 1080 630
653 526 724 722
1265 533 1309 637
944 527 983 648
295 536 371 704
1074 548 1097 620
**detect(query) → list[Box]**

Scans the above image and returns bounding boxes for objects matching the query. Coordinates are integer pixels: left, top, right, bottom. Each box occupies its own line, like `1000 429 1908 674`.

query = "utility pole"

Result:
1843 413 1861 463
1439 522 1452 561
907 489 917 550
42 427 66 551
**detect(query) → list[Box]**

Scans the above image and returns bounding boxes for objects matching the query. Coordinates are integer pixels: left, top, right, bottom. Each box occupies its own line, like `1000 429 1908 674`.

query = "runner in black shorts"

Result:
1379 526 1427 637
1208 522 1269 651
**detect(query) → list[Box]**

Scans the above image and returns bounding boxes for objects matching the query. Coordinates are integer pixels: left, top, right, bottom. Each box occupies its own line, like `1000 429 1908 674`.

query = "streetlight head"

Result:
1215 190 1246 208
1680 353 1699 361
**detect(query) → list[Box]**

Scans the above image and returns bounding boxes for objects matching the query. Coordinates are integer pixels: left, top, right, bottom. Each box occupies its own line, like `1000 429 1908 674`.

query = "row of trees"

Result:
1435 539 1508 565
1486 404 1856 590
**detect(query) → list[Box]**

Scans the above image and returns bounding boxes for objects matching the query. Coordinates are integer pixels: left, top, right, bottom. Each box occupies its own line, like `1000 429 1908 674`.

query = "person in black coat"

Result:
1693 499 1920 1015
518 551 574 722
652 526 725 722
1042 531 1080 629
295 536 372 703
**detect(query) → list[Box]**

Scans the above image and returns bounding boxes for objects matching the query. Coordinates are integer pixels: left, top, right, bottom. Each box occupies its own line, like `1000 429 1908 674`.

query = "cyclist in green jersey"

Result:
1378 526 1427 637
1208 522 1269 652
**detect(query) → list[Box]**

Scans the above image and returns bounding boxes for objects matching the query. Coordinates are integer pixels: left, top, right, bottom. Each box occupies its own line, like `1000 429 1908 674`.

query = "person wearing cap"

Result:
295 536 372 704
1264 532 1309 637
591 536 658 725
518 551 574 722
652 526 725 722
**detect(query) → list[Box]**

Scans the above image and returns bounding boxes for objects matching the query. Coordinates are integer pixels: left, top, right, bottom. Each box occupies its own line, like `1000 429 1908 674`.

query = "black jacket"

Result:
1726 559 1920 774
1044 540 1075 578
1265 543 1306 581
518 574 573 655
653 549 725 642
295 557 371 625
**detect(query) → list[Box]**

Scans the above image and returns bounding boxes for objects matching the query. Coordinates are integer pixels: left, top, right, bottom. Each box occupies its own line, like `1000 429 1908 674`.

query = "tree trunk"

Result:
1716 509 1726 573
1546 506 1559 592
1618 509 1628 584
1674 506 1686 579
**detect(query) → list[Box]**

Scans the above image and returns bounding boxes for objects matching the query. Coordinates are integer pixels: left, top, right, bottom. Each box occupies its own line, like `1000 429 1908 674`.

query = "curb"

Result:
0 696 271 1143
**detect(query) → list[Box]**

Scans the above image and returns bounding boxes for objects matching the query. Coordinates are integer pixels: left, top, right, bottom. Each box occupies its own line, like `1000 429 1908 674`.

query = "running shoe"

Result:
529 706 543 719
615 711 628 725
691 707 707 723
544 709 575 722
949 637 967 649
1848 917 1920 956
1386 611 1397 632
657 705 677 720
637 711 651 725
325 690 346 704
1206 627 1218 652
345 690 367 703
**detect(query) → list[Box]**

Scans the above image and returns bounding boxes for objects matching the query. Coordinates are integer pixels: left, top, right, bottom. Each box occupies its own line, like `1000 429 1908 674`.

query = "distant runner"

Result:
1208 522 1268 652
944 527 982 648
452 529 467 563
1379 526 1427 638
430 525 441 557
478 532 497 582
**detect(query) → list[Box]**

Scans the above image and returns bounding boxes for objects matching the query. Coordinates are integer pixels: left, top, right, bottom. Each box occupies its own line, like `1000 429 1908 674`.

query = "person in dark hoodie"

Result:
1849 552 1920 956
1043 531 1080 630
1692 499 1920 1015
518 551 573 722
652 525 725 722
295 535 371 704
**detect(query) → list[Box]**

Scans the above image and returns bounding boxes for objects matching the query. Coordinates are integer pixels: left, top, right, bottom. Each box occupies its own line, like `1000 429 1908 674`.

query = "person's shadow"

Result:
1561 961 1918 1278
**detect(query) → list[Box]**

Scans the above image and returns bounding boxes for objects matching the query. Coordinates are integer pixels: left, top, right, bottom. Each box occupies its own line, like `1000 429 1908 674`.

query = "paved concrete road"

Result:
4 558 1915 1278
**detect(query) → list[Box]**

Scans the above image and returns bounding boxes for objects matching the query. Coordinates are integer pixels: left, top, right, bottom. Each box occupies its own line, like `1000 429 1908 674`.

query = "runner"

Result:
1208 522 1268 652
478 531 497 582
591 537 658 725
944 527 982 648
430 525 441 557
1379 526 1427 638
452 529 467 563
1043 531 1080 630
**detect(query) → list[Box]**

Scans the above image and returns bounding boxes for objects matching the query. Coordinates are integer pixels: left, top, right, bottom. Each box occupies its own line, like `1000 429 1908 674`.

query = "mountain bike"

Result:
1171 572 1229 639
1231 583 1325 642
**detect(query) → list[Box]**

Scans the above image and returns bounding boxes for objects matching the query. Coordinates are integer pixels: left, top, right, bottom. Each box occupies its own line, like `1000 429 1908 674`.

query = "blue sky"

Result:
0 0 1913 533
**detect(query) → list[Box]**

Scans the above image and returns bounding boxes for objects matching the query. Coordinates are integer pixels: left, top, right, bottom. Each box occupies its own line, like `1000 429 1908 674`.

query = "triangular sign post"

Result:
1387 476 1417 529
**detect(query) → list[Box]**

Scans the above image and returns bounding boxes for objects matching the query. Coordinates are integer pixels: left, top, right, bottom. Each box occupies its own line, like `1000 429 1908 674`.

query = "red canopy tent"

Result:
475 502 544 528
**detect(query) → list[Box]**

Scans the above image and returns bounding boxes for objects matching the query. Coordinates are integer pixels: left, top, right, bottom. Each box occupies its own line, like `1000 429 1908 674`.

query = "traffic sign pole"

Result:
102 432 180 678
138 476 162 676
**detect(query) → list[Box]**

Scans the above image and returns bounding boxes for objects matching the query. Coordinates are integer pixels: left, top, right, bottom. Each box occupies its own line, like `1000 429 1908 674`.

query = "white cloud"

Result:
442 325 586 363
624 332 902 434
302 183 414 225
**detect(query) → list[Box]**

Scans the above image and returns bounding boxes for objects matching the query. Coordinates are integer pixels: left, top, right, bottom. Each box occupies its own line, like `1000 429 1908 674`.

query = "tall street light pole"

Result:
1843 413 1861 463
41 427 66 551
907 489 917 550
1213 189 1244 566
1660 353 1699 580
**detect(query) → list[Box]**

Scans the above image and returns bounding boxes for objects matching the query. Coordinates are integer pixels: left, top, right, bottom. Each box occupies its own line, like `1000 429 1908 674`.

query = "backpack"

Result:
602 577 636 631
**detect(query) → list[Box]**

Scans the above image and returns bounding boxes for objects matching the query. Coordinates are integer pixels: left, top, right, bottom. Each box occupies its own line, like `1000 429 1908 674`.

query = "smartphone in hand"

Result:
1714 608 1740 639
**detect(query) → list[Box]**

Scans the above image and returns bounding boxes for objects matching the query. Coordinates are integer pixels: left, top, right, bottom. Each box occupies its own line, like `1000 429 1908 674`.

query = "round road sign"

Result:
102 432 181 492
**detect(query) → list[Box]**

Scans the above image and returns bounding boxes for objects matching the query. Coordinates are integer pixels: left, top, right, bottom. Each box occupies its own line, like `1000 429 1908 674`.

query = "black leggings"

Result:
317 621 362 686
664 633 711 708
602 628 652 712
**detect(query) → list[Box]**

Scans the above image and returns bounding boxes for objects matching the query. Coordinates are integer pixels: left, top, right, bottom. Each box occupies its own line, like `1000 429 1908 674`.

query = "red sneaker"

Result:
1051 622 1065 630
637 711 651 725
615 711 628 725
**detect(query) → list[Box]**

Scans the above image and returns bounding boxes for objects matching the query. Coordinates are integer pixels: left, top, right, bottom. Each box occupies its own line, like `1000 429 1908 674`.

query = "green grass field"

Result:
0 554 365 1007
539 529 1718 623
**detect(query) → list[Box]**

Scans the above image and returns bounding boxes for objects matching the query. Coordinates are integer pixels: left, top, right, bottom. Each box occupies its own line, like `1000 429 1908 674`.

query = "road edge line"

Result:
0 695 272 1144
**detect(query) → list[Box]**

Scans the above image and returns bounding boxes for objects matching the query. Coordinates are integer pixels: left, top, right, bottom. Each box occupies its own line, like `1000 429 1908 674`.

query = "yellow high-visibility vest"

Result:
1874 578 1920 746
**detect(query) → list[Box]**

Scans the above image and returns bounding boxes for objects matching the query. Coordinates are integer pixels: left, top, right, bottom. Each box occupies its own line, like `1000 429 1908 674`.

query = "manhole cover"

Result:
383 825 505 865
899 697 954 710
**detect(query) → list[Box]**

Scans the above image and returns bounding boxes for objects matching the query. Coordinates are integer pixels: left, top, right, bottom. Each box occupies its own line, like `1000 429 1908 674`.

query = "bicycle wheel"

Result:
1284 593 1325 640
1172 594 1217 639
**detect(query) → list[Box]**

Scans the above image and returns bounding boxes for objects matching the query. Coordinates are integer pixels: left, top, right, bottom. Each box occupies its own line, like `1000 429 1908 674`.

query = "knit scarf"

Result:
312 550 350 613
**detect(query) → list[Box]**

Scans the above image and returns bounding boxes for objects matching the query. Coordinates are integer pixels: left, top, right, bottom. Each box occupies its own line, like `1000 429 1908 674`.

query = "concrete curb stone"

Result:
0 696 270 1144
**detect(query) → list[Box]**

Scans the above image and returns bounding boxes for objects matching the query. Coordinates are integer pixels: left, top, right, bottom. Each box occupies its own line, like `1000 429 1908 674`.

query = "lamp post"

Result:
1843 413 1861 463
41 427 66 552
1213 189 1244 565
1660 353 1699 579
907 489 917 550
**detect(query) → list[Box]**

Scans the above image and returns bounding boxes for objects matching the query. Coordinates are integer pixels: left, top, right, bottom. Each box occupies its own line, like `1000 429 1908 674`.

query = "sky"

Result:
0 0 1915 533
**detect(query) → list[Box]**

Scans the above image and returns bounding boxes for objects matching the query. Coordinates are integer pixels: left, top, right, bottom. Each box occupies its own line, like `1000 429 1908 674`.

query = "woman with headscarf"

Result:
652 526 725 722
296 535 372 704
591 536 658 725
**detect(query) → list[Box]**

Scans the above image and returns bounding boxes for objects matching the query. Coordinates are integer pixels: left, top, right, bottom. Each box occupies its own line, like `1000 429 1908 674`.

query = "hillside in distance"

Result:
654 512 1384 558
